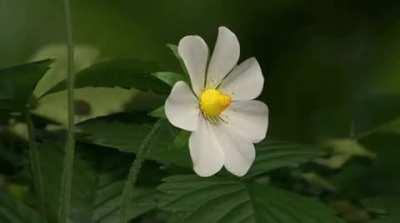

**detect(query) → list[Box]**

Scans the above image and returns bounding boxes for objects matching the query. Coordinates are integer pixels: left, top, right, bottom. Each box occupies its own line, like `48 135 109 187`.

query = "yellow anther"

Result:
200 89 231 119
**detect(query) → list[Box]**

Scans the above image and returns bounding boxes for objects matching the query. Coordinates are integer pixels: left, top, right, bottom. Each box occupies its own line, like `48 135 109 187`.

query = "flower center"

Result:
200 89 231 119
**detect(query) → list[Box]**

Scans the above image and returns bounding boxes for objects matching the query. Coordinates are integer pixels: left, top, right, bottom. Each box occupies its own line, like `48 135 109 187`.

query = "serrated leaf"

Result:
77 119 191 167
33 87 164 125
37 142 158 223
30 44 99 98
0 192 46 223
48 59 170 95
247 141 324 178
0 59 52 112
77 125 323 175
158 175 344 223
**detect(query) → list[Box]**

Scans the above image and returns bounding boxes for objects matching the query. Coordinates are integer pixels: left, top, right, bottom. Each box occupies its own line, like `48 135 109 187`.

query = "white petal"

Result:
206 26 240 88
219 58 264 100
212 123 255 177
222 100 269 143
165 81 200 131
189 118 224 177
178 36 209 96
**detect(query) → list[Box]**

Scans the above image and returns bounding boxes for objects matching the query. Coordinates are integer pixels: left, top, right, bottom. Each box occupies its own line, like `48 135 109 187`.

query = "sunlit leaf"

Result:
316 139 375 169
30 44 100 97
33 87 164 125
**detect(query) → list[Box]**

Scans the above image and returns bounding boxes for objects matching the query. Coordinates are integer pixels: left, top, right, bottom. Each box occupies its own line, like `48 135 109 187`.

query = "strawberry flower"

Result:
165 27 269 177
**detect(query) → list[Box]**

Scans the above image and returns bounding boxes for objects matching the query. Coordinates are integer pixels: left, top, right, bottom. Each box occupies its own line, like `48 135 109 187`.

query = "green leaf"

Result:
167 44 189 77
91 180 158 223
0 59 53 112
33 87 164 125
247 141 324 178
0 192 46 223
48 59 171 95
37 142 158 223
31 44 99 97
158 175 344 223
316 139 375 169
153 71 186 87
78 124 323 175
362 196 400 223
353 94 400 138
77 119 191 167
148 106 166 119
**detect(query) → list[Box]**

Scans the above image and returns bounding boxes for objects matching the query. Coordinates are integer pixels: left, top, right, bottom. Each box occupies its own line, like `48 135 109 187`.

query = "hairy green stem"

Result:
25 111 46 216
58 0 75 222
120 120 162 223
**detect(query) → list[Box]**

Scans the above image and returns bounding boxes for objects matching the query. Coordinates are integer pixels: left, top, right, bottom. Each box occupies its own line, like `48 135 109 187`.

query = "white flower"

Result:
165 26 269 177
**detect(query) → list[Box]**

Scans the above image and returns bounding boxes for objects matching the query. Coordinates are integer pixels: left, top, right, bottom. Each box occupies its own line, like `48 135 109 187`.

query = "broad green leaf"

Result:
247 141 324 178
0 59 52 112
78 123 323 175
0 192 46 223
77 119 191 167
30 44 100 97
33 87 164 125
48 59 171 95
158 175 344 223
37 142 158 223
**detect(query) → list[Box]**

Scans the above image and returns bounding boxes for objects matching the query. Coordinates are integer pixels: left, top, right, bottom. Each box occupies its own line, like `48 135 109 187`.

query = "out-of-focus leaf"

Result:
158 175 344 223
247 141 324 178
362 196 400 223
0 59 52 112
30 44 100 97
77 119 191 167
353 94 400 138
33 87 164 125
331 134 400 198
376 118 400 134
316 139 376 169
49 59 171 95
0 192 46 223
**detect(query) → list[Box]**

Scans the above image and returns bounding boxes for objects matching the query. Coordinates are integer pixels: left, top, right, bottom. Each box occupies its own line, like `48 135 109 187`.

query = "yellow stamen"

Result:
200 89 231 119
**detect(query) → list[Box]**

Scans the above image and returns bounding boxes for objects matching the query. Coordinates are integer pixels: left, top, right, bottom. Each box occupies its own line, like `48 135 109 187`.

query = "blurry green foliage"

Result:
1 1 400 223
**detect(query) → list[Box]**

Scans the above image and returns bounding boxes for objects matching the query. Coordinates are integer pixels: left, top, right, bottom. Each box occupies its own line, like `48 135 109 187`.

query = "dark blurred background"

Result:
2 0 400 143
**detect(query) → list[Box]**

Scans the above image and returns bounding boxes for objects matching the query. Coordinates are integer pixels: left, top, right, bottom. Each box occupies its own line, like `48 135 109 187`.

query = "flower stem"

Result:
25 111 46 216
58 0 75 222
120 120 162 223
